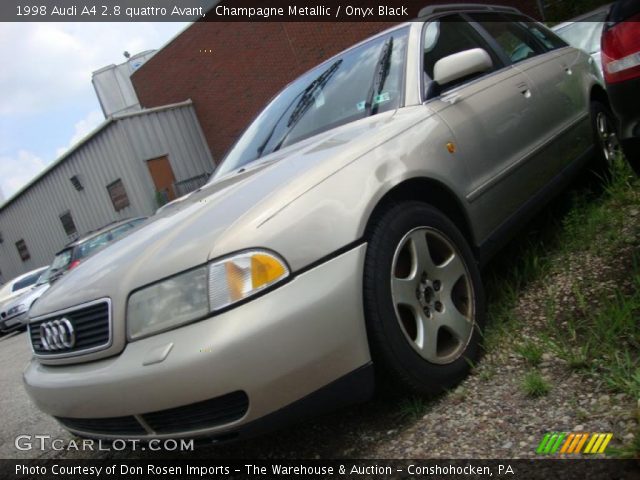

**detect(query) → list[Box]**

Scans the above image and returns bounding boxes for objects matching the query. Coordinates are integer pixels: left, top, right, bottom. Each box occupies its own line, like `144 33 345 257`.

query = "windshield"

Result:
35 267 53 286
12 271 43 291
213 27 409 179
555 18 606 54
39 249 72 284
77 231 113 259
76 220 143 260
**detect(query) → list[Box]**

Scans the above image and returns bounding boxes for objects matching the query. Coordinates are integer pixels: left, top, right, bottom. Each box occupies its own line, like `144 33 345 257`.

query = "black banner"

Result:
0 0 618 23
3 459 640 480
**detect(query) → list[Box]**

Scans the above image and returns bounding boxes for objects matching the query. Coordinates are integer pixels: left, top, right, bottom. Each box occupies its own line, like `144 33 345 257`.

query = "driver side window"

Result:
423 14 502 95
469 13 545 63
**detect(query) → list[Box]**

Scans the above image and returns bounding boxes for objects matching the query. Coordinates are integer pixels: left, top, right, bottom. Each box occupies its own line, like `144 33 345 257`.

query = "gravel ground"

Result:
0 186 638 461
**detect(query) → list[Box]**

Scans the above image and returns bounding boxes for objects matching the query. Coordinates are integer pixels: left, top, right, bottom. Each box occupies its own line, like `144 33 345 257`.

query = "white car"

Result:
0 267 48 324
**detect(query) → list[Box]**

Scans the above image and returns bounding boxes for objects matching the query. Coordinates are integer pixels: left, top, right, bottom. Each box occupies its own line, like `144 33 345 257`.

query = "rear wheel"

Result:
591 100 621 174
363 202 485 396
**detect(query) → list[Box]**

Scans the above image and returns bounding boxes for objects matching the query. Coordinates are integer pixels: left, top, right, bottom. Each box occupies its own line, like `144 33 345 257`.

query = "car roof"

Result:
57 217 147 253
417 3 523 18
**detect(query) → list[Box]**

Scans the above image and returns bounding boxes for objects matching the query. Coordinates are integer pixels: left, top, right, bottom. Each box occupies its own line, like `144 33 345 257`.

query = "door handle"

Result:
517 82 532 99
562 65 573 75
442 93 462 105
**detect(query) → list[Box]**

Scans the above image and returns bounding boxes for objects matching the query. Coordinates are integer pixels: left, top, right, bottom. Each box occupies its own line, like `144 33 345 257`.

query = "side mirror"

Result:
433 48 493 85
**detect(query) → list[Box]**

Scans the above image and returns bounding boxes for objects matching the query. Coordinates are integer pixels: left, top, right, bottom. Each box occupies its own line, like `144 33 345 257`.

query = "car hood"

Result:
30 110 406 318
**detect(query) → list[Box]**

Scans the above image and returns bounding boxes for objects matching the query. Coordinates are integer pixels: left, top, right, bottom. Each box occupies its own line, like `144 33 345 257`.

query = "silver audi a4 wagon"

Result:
24 4 613 441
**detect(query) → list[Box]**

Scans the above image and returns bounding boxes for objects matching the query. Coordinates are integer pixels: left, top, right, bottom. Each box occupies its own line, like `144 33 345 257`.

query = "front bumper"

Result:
0 312 27 332
23 245 371 439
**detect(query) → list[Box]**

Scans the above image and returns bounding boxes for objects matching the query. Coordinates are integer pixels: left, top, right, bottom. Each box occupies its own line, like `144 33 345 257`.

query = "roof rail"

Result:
418 3 522 17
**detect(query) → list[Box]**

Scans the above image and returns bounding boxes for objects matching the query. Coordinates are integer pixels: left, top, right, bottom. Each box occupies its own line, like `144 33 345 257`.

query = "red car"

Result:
601 0 640 172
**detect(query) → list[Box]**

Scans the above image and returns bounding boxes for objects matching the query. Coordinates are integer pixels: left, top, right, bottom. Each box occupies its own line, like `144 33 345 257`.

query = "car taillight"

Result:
602 14 640 84
67 260 81 270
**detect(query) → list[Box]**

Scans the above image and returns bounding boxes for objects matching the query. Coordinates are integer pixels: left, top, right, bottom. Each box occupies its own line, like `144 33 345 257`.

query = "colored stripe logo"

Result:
536 432 612 455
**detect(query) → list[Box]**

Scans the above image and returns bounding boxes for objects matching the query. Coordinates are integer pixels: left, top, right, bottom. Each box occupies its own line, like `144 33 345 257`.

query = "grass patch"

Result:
521 370 551 398
544 266 640 398
515 341 544 367
478 366 496 382
396 396 429 421
483 156 639 453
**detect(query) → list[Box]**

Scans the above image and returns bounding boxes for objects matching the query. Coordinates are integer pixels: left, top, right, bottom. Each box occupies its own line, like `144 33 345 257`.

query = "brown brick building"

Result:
131 1 538 163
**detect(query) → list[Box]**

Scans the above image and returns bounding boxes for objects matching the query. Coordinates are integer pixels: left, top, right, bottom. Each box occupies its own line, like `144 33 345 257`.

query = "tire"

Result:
621 138 640 176
590 100 622 176
363 202 486 396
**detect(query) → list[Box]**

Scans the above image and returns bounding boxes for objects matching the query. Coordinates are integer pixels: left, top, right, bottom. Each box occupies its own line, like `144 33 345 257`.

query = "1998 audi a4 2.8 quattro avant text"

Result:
24 4 615 440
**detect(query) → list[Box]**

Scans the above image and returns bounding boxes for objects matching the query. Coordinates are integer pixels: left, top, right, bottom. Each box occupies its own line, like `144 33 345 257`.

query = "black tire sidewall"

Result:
364 202 485 395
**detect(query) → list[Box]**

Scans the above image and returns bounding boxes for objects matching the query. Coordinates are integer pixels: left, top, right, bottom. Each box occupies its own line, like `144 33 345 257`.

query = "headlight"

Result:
127 250 289 340
7 303 27 318
208 250 289 311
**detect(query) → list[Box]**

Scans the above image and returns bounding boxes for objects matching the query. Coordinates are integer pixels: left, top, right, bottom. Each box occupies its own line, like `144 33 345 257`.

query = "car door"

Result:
471 13 592 177
422 15 544 244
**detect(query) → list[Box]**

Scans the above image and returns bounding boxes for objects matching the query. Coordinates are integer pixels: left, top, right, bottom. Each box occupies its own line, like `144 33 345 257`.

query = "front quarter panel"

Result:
211 106 468 272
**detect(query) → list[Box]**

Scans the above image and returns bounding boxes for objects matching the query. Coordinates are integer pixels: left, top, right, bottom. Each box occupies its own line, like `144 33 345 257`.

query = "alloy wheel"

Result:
390 227 475 365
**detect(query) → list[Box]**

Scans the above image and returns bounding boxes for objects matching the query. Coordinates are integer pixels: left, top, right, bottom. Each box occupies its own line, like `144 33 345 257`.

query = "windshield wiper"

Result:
271 60 342 152
256 59 343 158
365 37 394 117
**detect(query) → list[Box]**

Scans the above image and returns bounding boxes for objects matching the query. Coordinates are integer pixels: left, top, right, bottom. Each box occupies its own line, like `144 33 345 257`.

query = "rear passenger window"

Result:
423 14 502 92
470 13 545 63
506 15 568 51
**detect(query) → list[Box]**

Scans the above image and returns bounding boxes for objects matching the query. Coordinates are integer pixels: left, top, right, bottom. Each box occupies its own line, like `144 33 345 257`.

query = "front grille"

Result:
54 391 249 437
142 391 249 434
30 300 111 356
56 415 146 435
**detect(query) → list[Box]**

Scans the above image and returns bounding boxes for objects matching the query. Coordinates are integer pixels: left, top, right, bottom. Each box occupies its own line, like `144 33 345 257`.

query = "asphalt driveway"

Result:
0 331 71 459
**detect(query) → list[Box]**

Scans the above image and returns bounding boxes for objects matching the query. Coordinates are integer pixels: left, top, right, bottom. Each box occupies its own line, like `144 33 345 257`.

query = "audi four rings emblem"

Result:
39 318 76 350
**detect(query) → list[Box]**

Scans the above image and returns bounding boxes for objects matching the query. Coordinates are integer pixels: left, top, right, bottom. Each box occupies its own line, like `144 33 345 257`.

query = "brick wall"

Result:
131 1 537 162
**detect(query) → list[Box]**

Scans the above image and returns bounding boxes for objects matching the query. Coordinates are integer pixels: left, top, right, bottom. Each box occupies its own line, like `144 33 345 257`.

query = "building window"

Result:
70 175 84 191
107 179 130 212
59 211 77 237
16 239 30 261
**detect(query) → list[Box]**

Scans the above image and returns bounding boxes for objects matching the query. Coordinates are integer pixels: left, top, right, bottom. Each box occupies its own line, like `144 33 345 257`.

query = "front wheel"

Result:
363 202 485 396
